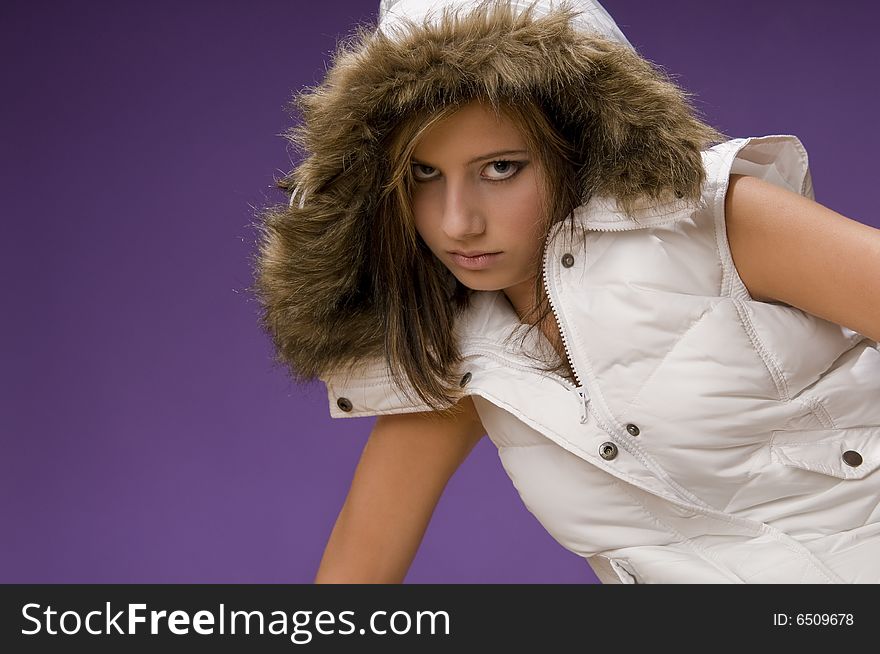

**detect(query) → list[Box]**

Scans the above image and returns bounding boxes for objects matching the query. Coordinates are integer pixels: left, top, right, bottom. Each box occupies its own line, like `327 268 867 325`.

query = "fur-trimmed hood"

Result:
254 0 725 384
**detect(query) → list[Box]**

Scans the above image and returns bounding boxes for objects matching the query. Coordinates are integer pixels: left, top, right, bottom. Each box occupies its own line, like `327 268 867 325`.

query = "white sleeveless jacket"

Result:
320 135 880 583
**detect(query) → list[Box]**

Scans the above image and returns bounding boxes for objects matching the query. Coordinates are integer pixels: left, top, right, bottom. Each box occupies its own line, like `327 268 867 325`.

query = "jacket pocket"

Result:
769 425 880 480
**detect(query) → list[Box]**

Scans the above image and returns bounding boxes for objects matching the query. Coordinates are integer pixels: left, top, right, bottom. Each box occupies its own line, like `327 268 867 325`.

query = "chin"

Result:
454 275 505 292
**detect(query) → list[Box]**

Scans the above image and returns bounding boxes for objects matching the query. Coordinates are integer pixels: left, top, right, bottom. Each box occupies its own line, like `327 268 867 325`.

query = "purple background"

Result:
2 0 878 583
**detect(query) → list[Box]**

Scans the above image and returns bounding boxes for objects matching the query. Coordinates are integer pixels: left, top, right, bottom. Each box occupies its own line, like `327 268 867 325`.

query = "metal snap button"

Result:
842 450 863 467
336 397 353 412
561 253 575 268
599 442 618 460
626 423 640 437
459 372 472 387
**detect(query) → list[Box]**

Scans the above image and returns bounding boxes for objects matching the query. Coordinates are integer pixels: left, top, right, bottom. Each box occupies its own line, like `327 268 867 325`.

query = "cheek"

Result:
411 191 437 242
504 185 546 236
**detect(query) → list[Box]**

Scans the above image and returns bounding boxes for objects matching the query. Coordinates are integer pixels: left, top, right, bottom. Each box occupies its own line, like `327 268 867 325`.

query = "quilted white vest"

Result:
321 135 880 583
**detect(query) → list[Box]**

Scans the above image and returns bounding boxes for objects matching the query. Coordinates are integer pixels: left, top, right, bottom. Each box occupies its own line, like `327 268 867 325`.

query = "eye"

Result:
411 163 439 181
482 160 521 181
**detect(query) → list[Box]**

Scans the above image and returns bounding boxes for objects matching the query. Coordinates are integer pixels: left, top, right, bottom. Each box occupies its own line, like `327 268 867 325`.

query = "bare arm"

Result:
314 395 486 583
725 173 880 341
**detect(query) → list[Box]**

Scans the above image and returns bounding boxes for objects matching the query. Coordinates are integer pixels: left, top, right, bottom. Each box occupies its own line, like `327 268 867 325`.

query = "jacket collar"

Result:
574 193 703 232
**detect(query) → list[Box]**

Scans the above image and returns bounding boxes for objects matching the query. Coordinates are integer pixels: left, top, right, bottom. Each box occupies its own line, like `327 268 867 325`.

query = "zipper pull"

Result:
574 385 589 424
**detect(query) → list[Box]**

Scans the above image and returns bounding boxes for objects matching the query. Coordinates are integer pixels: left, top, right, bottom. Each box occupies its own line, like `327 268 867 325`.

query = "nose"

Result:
440 178 485 240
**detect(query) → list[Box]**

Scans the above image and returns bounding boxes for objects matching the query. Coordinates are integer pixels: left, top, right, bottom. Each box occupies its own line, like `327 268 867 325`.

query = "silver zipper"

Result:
541 225 583 388
574 386 589 424
541 224 591 423
463 344 590 424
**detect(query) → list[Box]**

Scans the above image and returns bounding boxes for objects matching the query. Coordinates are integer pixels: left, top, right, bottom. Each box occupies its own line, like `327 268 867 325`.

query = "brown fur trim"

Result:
253 0 725 385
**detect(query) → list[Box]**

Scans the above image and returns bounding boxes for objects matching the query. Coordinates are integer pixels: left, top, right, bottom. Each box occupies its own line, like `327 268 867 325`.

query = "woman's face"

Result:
410 100 547 315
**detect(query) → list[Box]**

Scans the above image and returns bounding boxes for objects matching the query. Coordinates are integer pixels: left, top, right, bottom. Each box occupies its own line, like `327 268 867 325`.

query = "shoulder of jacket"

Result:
320 357 434 419
319 291 528 419
702 135 812 199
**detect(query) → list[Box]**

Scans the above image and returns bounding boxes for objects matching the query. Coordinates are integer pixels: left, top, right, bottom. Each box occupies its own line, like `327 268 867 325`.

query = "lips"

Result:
448 250 499 257
448 251 502 270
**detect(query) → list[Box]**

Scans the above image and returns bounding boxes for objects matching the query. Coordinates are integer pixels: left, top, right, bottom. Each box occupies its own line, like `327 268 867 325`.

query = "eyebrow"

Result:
411 149 530 167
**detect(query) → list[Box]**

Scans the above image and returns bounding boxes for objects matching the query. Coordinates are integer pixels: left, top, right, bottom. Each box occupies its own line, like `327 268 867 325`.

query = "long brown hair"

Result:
376 98 587 414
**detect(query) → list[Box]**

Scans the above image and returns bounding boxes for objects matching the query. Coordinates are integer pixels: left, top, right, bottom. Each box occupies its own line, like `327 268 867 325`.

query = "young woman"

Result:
254 0 880 583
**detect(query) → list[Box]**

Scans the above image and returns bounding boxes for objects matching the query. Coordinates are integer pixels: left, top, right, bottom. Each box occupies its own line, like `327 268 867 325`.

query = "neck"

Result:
502 278 544 326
